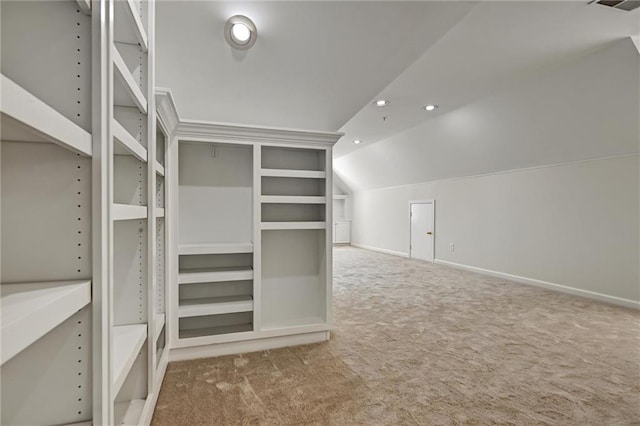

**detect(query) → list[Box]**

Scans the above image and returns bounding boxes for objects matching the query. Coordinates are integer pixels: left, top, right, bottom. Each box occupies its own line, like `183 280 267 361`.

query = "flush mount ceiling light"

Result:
374 99 390 107
424 104 438 111
353 140 362 144
224 15 257 50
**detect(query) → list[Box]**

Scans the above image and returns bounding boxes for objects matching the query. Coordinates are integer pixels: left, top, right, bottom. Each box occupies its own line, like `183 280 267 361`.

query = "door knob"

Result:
426 231 432 235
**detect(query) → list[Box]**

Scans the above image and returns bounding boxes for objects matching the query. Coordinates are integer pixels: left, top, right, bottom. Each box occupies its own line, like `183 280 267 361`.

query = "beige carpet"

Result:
152 246 640 425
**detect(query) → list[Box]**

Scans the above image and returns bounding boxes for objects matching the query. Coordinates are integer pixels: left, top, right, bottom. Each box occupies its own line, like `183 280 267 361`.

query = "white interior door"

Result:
410 202 434 262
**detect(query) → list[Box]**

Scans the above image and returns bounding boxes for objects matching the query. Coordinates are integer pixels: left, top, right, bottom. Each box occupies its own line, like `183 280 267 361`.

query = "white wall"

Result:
353 155 640 305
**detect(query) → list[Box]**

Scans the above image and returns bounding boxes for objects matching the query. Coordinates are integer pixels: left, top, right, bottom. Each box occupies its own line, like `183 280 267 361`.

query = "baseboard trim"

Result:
169 331 330 362
351 243 409 258
434 259 639 310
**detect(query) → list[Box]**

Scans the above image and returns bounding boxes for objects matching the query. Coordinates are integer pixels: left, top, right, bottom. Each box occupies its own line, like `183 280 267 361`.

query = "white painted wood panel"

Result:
112 325 147 397
178 295 254 318
178 266 253 284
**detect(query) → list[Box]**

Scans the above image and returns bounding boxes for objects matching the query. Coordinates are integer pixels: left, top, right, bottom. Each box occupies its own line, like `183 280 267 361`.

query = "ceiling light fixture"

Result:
424 104 438 111
353 140 362 145
224 15 257 50
374 99 390 107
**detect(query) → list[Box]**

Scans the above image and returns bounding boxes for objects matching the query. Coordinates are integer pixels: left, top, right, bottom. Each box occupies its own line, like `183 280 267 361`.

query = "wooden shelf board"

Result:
154 313 165 342
112 324 147 396
114 120 147 162
178 266 253 285
1 280 91 366
260 168 326 179
178 295 253 318
113 48 147 114
114 0 148 52
261 195 326 204
1 74 92 157
261 222 326 230
179 323 253 340
113 203 147 221
178 242 253 255
155 161 165 176
114 398 146 426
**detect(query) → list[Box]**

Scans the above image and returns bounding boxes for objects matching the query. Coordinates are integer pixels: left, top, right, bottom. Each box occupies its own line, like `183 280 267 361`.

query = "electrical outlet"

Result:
449 243 455 252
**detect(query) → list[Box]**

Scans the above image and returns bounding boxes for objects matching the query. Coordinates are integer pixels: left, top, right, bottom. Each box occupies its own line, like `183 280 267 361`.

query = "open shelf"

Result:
0 280 91 366
261 196 326 204
179 242 253 255
113 204 148 221
178 266 253 285
113 48 147 114
179 323 253 340
178 295 253 318
154 161 165 176
114 120 147 162
114 398 146 426
260 168 326 179
112 324 147 396
1 74 92 157
114 0 148 52
261 222 326 230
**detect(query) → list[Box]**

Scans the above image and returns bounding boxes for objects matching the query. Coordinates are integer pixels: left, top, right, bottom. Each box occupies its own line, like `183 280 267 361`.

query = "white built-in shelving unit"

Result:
1 1 95 424
1 1 167 425
167 121 341 359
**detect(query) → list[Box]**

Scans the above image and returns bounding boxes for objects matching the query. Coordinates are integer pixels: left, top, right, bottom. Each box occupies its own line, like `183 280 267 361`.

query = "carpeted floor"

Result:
151 246 640 425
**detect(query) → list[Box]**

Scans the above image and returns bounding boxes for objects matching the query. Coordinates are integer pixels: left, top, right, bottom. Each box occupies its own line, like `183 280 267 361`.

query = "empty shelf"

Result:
179 266 253 285
113 48 147 114
154 313 165 342
179 242 253 255
261 222 326 230
154 161 165 176
1 74 92 156
178 295 253 318
179 323 253 339
261 196 326 204
114 0 148 52
1 280 91 365
114 120 147 162
261 169 326 179
113 204 147 221
113 324 147 395
114 398 146 426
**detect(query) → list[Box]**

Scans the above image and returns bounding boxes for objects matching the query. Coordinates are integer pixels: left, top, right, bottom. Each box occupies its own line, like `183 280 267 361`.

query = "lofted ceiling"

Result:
157 1 639 192
156 1 475 131
336 1 640 157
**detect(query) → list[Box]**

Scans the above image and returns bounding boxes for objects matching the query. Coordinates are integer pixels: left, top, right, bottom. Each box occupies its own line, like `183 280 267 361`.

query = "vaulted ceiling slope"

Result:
156 1 475 131
334 38 640 192
336 1 640 158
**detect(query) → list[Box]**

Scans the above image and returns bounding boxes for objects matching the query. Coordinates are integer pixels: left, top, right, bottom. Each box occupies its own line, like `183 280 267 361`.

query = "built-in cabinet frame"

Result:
166 120 342 360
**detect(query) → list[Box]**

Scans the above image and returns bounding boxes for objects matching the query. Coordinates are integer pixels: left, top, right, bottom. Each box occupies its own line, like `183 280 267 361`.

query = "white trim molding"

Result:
176 119 343 147
351 243 409 258
155 87 181 137
169 331 330 362
434 259 640 310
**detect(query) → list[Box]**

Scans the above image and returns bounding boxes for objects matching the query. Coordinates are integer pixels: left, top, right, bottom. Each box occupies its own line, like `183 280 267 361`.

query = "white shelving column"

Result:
1 1 97 424
108 0 157 424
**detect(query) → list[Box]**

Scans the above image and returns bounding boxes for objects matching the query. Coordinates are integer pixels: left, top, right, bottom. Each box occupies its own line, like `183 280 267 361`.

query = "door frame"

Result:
408 200 435 262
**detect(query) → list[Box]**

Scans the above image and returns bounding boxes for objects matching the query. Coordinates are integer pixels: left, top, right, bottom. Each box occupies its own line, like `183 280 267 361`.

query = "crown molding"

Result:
176 119 343 148
155 87 180 137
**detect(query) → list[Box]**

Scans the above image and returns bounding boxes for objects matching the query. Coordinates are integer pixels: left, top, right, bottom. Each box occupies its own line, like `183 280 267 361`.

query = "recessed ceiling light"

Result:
224 15 257 50
374 100 390 107
353 140 362 144
424 104 438 111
